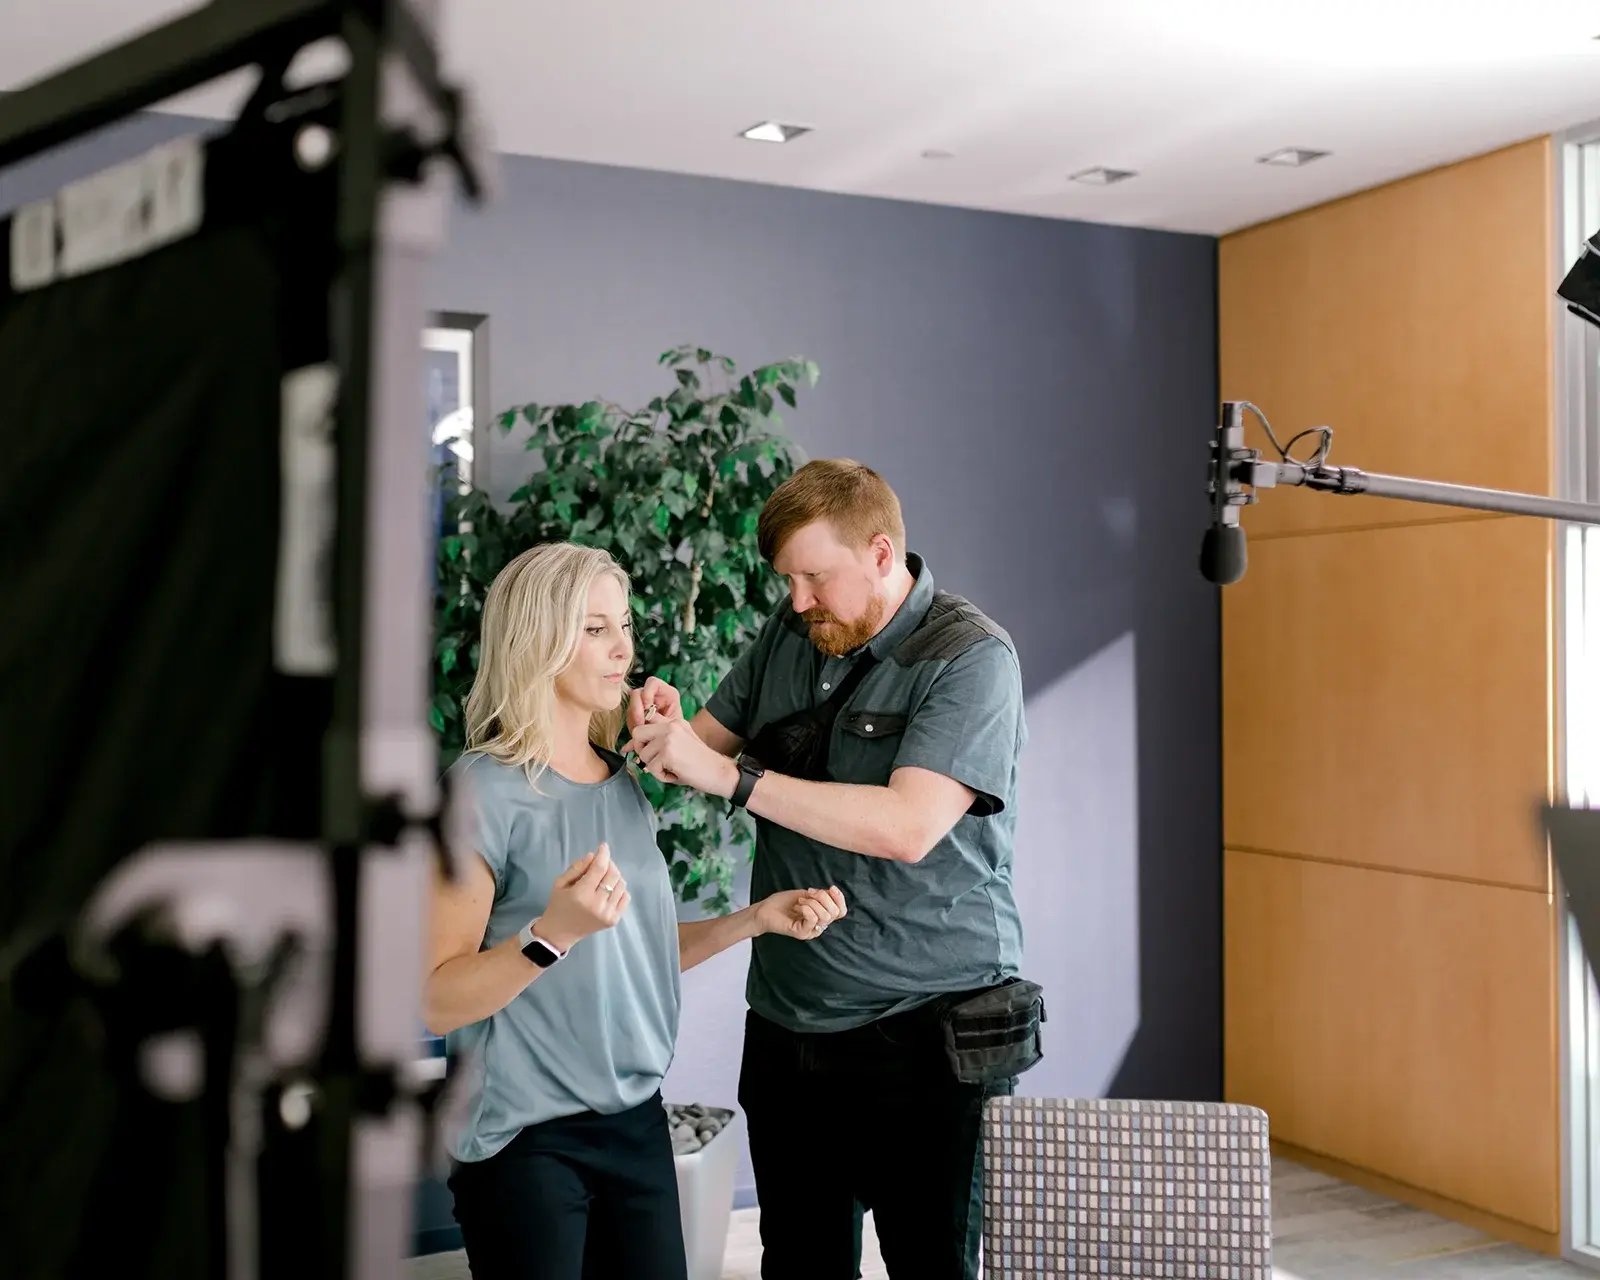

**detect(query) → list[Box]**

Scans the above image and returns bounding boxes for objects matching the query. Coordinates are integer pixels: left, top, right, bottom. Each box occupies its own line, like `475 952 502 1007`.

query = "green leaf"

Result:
438 636 459 674
443 535 463 563
778 383 797 408
520 403 542 425
654 504 671 536
498 409 517 431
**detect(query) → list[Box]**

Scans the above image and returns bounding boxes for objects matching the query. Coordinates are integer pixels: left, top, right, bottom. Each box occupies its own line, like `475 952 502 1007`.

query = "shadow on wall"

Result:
1012 632 1141 1097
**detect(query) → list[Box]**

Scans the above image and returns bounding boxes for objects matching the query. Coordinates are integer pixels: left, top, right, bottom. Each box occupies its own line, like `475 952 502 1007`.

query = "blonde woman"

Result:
425 542 845 1280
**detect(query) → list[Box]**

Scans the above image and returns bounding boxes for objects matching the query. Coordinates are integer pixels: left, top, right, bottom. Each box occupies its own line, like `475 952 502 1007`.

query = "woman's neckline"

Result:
545 743 624 788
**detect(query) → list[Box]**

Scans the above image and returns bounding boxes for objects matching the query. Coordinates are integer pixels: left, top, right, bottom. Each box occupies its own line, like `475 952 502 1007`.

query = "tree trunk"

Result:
683 559 702 634
682 466 717 634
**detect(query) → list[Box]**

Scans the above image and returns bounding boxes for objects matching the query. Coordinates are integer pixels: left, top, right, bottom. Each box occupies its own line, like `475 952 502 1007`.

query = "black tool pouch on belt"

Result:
744 652 879 781
939 977 1047 1084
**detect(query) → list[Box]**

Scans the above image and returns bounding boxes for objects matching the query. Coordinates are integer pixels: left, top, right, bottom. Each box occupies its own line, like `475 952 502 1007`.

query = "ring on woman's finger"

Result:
602 880 620 894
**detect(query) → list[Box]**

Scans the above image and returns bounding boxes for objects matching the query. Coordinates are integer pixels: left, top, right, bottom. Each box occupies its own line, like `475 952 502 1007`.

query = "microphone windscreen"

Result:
1199 525 1247 585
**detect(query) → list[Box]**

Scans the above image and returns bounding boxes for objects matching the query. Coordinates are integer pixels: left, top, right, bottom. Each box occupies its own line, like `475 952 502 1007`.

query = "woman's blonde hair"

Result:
464 542 633 785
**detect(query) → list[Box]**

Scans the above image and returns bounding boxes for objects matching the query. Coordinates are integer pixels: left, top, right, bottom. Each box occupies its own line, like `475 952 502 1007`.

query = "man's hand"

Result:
753 887 847 941
622 716 737 796
627 676 683 731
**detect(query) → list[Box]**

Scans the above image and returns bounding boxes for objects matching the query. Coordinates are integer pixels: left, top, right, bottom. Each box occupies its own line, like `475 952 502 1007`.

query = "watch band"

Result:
517 920 565 968
729 753 765 812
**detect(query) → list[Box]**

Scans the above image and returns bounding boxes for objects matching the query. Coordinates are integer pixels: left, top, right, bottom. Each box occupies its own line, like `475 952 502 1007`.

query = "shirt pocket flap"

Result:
838 710 907 739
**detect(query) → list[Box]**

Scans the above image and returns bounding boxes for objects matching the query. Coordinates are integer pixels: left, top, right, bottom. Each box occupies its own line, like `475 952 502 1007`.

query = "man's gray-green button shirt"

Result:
705 553 1027 1033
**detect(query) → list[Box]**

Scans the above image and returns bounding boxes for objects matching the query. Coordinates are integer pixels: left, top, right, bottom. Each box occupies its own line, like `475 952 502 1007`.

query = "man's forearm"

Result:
702 755 917 863
678 906 762 972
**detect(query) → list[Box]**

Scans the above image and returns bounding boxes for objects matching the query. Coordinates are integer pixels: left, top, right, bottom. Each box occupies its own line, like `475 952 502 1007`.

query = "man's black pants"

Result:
447 1092 687 1280
738 1006 1013 1280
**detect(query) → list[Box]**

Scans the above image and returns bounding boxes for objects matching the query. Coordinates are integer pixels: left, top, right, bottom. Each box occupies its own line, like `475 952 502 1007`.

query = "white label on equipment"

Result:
276 364 340 676
10 200 56 290
56 135 204 279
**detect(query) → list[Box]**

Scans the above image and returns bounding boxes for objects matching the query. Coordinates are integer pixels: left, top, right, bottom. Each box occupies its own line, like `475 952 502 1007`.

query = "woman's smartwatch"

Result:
517 919 566 969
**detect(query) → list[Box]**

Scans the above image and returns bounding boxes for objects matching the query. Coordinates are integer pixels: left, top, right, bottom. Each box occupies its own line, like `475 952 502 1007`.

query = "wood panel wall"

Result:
1219 137 1561 1245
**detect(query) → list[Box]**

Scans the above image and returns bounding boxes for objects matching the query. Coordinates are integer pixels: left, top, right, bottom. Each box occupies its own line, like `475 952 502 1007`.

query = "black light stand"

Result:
0 3 486 1278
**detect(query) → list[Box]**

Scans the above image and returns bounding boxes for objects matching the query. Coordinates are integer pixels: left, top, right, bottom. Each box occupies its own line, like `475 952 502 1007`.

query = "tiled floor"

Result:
407 1157 1600 1278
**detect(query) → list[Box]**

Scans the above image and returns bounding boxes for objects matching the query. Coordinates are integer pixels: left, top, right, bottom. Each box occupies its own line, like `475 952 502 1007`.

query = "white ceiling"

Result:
6 0 1600 234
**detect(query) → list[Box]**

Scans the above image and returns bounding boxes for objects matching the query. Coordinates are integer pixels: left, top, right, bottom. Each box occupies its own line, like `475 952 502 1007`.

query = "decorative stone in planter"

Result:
667 1102 744 1280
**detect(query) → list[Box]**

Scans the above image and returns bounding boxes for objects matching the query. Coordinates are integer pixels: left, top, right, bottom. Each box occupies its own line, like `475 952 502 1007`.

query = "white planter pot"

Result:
671 1104 744 1280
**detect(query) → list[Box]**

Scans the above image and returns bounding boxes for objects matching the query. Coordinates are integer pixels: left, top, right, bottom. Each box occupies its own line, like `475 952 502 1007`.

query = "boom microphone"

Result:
1201 402 1248 585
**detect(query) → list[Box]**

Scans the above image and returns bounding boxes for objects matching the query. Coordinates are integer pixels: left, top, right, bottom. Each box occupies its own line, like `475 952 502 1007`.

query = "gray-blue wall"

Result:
3 113 1221 1215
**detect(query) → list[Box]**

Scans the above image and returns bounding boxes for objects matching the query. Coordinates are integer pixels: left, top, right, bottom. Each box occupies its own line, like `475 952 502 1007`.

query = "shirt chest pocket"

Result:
830 709 908 784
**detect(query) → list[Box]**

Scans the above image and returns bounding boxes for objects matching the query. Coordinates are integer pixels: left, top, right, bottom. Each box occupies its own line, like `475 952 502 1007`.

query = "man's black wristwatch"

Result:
728 752 766 813
517 919 566 969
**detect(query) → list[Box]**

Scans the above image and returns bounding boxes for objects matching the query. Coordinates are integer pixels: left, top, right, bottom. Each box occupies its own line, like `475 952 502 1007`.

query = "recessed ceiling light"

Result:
1257 147 1330 167
739 122 811 144
922 149 955 160
1070 166 1137 186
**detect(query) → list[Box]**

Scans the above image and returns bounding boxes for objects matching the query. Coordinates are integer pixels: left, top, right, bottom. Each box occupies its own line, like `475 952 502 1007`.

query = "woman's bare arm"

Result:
423 852 550 1037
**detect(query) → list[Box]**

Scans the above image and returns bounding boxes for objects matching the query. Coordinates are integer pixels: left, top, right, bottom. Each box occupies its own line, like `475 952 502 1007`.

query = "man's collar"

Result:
863 552 934 659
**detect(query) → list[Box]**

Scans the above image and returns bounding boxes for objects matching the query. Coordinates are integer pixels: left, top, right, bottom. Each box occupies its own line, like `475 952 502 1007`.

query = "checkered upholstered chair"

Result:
980 1097 1272 1278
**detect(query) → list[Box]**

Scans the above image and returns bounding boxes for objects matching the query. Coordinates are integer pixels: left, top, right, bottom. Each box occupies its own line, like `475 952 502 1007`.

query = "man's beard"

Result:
803 594 886 657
